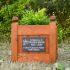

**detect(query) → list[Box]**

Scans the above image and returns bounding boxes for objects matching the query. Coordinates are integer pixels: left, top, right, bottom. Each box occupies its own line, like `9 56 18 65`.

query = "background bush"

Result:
0 0 70 43
0 0 28 42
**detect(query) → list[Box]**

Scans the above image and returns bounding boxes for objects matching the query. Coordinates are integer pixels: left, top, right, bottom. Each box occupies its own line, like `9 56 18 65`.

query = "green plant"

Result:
54 63 65 70
57 16 70 43
58 24 64 43
20 8 50 25
63 17 70 38
0 0 27 42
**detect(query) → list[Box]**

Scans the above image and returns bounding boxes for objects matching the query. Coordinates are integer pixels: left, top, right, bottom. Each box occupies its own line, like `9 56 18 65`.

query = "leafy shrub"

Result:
0 0 70 43
54 63 65 70
20 8 50 25
57 16 70 43
0 0 27 42
63 17 70 38
58 24 64 43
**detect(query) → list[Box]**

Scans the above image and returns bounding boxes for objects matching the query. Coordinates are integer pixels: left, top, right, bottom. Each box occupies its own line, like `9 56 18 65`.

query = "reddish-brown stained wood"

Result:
18 53 50 63
11 16 57 63
11 16 18 61
18 25 50 35
49 21 57 63
17 35 50 63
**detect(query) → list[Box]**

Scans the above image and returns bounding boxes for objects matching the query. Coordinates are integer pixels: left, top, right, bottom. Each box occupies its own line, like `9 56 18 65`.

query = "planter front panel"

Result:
11 24 57 63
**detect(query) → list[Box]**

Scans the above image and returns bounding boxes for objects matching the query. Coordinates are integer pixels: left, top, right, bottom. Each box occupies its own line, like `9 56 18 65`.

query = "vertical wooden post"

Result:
49 16 57 63
11 16 18 61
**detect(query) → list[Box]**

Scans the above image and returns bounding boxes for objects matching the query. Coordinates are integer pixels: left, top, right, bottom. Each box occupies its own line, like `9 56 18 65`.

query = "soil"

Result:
0 42 70 70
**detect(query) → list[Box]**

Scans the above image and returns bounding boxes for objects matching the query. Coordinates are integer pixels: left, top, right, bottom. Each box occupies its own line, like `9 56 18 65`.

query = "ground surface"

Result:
0 42 70 70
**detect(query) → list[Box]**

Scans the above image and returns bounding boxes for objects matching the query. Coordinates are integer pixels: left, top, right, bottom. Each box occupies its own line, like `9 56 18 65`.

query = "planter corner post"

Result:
11 16 19 62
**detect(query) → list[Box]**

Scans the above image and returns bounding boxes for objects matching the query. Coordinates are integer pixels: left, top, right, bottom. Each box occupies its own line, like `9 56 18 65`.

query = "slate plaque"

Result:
22 36 46 52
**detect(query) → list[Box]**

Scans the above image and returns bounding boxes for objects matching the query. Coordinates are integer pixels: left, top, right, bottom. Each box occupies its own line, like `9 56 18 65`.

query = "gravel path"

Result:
0 42 70 70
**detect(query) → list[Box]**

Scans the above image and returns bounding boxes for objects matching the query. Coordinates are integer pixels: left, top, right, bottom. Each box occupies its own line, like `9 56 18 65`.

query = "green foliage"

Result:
58 24 64 43
0 0 70 42
63 17 70 38
0 0 35 35
0 0 30 42
0 2 25 32
56 63 65 70
58 17 70 43
54 62 65 70
20 8 50 25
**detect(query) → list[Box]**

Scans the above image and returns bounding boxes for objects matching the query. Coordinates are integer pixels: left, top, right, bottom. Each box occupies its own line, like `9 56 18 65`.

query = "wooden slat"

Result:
18 53 50 63
18 25 50 35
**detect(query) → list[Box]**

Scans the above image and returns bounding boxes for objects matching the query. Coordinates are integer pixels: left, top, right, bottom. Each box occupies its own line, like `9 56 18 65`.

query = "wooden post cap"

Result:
50 16 56 21
12 16 18 22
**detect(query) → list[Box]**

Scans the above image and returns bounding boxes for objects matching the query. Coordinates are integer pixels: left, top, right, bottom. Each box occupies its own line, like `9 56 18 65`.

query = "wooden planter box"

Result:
11 16 57 63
